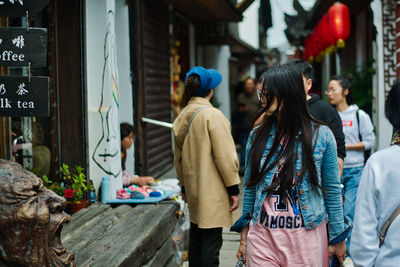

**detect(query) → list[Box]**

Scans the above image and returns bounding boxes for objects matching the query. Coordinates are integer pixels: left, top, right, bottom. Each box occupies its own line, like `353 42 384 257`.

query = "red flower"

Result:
64 189 74 199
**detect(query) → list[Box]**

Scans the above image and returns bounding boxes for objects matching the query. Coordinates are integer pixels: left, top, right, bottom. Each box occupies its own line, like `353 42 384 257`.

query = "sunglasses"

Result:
257 78 265 101
257 89 263 101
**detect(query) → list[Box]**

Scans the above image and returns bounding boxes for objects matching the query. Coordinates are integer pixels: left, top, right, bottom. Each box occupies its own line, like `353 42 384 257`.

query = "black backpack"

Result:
355 109 371 164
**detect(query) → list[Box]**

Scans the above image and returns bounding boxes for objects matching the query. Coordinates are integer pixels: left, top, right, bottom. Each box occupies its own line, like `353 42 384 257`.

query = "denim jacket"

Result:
231 124 350 245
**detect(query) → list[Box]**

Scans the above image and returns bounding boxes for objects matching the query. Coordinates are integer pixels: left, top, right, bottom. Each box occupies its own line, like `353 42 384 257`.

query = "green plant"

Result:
43 164 88 203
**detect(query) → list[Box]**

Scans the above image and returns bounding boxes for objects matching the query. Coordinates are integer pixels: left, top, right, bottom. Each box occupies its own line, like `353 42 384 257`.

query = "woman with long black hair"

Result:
232 64 349 266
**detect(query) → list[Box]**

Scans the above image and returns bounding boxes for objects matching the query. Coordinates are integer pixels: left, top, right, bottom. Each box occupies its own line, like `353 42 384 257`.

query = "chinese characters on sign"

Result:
0 27 47 67
12 35 24 48
0 76 49 116
0 6 50 117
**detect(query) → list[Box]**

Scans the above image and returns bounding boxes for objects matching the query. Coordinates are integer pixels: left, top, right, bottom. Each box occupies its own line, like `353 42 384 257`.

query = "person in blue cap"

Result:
173 66 241 267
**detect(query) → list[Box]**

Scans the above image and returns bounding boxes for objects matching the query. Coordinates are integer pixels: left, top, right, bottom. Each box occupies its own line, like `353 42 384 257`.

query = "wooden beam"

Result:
236 0 255 14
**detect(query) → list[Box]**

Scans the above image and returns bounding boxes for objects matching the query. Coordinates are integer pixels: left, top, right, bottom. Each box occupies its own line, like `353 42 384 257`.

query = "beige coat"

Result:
173 97 240 229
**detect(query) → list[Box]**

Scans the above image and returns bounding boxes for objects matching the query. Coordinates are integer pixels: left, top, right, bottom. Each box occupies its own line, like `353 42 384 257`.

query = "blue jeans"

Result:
342 166 364 255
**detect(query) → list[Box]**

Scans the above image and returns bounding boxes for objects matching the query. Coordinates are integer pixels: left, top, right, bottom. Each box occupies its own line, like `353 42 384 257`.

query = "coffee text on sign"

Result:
0 50 25 62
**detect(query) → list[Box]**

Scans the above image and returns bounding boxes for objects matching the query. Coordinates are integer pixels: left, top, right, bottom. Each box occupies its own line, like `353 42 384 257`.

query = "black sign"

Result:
0 0 48 17
0 27 47 68
0 76 49 117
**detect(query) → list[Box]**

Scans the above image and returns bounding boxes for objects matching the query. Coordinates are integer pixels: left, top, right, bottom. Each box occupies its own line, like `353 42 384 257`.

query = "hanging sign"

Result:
0 0 48 17
0 76 49 117
0 27 47 68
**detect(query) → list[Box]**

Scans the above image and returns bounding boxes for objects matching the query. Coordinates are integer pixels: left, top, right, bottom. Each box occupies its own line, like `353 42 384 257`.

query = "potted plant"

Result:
43 163 89 214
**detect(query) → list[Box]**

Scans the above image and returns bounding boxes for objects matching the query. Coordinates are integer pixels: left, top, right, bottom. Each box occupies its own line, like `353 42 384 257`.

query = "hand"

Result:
136 176 154 186
328 240 346 265
338 157 344 181
142 176 155 185
229 195 239 212
236 243 247 264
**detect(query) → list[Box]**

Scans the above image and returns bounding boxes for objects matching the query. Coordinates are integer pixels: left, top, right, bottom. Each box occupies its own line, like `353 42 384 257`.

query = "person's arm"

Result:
231 130 257 233
337 157 344 180
236 225 249 263
345 143 365 151
208 114 240 188
350 161 380 266
208 113 241 211
321 128 347 263
359 110 376 151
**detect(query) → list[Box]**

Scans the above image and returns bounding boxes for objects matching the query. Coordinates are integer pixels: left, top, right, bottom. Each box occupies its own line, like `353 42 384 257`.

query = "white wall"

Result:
355 11 367 71
86 0 123 198
371 0 393 150
198 45 231 120
238 1 259 49
115 0 135 175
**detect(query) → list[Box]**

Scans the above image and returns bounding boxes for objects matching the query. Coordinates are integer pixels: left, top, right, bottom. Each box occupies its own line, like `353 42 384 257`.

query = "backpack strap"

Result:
179 105 209 162
379 204 400 247
355 109 362 142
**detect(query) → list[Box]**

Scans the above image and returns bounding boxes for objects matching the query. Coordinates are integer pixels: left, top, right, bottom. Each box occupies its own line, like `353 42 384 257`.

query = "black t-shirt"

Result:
307 94 346 160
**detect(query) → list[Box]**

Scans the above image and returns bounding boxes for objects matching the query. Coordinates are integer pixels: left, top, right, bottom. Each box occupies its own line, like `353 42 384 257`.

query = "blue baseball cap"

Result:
185 66 222 96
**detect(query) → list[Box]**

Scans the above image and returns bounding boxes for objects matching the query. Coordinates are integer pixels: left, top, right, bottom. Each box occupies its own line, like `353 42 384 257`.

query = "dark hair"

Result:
244 77 256 84
181 74 211 106
248 64 321 200
385 79 400 131
120 123 134 141
331 74 353 104
287 59 313 80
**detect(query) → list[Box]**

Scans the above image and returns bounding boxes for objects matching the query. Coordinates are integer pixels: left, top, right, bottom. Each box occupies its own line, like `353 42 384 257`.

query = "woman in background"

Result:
327 75 376 262
120 123 154 187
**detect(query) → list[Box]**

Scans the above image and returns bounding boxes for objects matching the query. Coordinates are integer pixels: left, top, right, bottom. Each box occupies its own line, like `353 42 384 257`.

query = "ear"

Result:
344 88 349 96
306 78 313 92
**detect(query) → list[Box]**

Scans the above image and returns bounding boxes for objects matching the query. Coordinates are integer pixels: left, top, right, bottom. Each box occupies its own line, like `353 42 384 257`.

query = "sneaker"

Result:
343 257 354 267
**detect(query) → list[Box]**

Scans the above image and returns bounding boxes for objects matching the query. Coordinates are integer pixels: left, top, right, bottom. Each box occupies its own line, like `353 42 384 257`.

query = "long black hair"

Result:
247 64 321 200
386 79 400 131
331 74 354 105
120 123 134 141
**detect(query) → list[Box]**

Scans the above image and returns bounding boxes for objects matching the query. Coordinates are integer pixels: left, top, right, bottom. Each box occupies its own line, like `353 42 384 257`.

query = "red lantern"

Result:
321 14 336 53
312 29 325 59
328 3 350 48
304 36 312 61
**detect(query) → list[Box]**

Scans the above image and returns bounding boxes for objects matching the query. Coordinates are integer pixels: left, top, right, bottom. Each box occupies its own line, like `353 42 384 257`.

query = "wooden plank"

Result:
62 205 139 257
55 0 85 167
61 203 112 236
75 204 178 267
143 237 177 267
138 0 172 177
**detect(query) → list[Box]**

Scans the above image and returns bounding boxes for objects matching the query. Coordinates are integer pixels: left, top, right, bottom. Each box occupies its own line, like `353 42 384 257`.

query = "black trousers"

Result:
189 222 223 267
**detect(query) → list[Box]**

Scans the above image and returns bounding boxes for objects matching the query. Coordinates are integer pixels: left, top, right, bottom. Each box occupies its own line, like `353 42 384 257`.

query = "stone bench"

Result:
61 202 180 267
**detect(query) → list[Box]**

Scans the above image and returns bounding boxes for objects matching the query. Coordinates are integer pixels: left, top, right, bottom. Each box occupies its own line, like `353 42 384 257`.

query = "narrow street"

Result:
1 0 398 266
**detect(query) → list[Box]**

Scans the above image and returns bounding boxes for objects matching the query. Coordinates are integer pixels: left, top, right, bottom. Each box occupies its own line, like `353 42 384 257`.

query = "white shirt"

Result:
338 104 376 168
350 145 400 267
